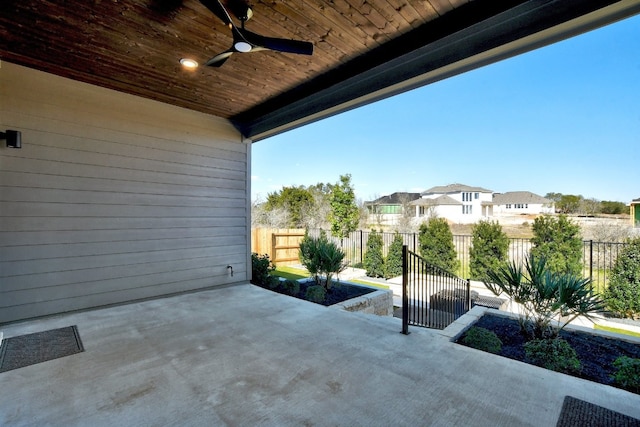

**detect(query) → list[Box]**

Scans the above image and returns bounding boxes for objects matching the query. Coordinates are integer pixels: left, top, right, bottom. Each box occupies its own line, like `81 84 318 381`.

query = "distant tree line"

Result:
544 193 628 215
252 174 363 238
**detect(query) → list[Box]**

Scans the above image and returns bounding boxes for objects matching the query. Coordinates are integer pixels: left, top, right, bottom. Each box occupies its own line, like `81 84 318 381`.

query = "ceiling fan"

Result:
200 0 314 67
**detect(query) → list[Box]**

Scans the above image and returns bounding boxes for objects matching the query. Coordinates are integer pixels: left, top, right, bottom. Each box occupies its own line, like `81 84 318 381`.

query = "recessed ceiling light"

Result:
234 41 252 53
180 58 198 69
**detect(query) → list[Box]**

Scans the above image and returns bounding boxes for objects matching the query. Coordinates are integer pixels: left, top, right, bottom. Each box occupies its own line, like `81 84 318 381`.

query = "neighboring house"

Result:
492 191 555 215
632 198 640 227
365 192 420 225
411 184 494 224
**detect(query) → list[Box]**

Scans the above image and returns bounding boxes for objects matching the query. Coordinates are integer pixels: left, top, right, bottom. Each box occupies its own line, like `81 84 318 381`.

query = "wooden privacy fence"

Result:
251 228 305 265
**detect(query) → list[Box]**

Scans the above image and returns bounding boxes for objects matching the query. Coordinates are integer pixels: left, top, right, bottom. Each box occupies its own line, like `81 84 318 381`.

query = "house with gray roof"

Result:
364 192 421 226
411 183 494 224
367 186 557 227
492 191 554 215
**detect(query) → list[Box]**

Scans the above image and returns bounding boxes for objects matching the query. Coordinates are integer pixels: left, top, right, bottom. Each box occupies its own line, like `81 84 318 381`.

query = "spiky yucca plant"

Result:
484 254 604 339
299 230 346 290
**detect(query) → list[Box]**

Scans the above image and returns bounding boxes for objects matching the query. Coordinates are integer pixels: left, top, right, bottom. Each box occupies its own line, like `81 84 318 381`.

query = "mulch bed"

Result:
256 280 374 306
458 314 640 393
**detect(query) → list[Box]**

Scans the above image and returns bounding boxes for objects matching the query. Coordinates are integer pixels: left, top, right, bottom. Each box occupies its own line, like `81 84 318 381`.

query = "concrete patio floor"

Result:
1 284 639 426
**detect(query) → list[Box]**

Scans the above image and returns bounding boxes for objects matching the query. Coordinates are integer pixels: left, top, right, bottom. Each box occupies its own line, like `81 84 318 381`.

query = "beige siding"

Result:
0 62 249 323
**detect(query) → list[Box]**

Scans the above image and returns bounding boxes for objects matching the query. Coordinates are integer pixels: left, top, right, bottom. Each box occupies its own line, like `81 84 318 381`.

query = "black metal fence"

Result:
401 246 470 332
308 229 628 291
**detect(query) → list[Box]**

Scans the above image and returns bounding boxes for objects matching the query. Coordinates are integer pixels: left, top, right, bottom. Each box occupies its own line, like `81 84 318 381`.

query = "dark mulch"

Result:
256 280 374 306
458 314 640 393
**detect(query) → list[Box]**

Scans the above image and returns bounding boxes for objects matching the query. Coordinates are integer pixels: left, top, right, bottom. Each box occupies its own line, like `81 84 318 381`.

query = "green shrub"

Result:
612 356 640 393
299 229 346 290
305 285 327 303
604 237 640 319
279 279 300 296
418 217 459 273
251 253 277 287
524 338 581 373
469 220 509 281
384 232 404 279
462 327 502 354
364 230 385 278
530 214 582 275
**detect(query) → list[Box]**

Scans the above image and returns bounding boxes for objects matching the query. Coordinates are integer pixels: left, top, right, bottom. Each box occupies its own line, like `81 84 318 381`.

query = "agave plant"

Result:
484 254 604 339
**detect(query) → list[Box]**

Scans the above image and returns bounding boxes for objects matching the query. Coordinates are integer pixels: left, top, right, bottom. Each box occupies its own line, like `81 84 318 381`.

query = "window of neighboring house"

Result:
462 205 472 214
474 192 479 199
506 204 511 209
380 205 402 214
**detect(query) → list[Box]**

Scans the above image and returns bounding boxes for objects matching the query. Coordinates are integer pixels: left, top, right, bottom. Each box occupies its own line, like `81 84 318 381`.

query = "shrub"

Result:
484 254 604 339
299 229 346 290
363 230 385 278
604 237 640 319
279 279 300 296
418 217 459 273
305 285 327 304
385 232 404 279
524 338 581 374
462 326 502 354
469 220 509 281
530 214 582 275
251 252 277 287
612 356 640 393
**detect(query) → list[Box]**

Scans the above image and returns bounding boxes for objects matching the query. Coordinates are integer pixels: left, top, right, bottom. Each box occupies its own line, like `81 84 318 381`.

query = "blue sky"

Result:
251 13 640 204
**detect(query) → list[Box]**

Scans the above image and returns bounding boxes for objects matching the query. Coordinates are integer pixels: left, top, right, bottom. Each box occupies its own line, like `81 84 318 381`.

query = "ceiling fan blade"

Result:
241 29 313 55
205 49 235 67
199 0 234 26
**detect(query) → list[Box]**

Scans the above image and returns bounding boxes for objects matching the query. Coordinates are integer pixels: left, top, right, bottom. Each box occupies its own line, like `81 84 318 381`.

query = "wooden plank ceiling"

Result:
2 0 639 140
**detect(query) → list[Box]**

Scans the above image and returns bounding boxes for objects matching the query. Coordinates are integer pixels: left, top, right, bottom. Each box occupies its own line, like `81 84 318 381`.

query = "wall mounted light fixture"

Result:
1 130 22 148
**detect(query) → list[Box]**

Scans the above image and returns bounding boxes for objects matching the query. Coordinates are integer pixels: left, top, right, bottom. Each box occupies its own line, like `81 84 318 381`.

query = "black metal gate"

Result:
401 245 471 333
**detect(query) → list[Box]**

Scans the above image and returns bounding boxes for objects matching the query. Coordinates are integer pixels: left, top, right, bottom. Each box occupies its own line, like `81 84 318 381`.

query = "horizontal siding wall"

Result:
0 62 249 323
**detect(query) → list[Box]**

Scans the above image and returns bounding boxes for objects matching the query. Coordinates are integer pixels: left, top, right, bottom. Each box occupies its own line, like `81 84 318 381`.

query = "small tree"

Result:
484 254 604 340
530 214 582 276
298 230 346 290
469 220 509 281
418 217 459 273
328 174 360 239
604 237 640 319
385 233 404 279
363 230 385 278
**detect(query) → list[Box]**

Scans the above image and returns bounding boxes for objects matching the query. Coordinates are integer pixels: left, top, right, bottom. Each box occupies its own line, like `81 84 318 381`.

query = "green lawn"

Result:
594 323 640 338
273 266 308 281
345 279 390 290
273 266 390 290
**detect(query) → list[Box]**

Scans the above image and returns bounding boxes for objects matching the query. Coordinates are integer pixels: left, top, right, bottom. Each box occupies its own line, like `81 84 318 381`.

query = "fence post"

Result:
589 240 593 282
401 245 410 335
466 278 471 311
360 230 363 265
